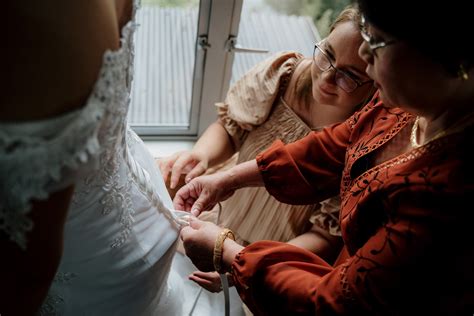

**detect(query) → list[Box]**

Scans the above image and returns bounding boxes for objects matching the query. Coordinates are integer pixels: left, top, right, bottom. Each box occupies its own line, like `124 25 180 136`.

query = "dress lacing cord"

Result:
125 148 192 228
126 147 232 315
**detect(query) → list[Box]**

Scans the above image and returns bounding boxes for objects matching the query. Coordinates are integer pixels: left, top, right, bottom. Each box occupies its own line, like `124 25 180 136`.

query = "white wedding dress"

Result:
0 1 244 315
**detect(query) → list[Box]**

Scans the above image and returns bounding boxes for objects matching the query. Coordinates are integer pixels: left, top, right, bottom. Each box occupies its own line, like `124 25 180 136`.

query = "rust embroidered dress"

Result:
230 93 474 315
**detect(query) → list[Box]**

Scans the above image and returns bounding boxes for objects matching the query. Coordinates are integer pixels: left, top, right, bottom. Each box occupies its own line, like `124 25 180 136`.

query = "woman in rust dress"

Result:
175 0 474 314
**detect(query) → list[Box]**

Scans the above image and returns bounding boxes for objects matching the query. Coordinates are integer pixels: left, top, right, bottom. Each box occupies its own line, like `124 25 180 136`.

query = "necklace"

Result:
410 113 474 148
410 116 444 148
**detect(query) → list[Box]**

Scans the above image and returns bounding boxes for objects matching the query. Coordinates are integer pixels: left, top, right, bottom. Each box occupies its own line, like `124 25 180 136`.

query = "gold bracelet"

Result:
213 228 236 273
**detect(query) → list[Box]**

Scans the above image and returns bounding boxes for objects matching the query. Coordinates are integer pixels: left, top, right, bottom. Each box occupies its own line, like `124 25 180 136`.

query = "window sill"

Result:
144 140 195 158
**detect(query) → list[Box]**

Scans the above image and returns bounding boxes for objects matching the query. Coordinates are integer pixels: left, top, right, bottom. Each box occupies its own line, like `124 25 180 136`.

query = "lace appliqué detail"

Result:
38 272 77 316
0 103 105 250
76 19 149 248
100 152 136 248
38 294 64 316
0 5 141 250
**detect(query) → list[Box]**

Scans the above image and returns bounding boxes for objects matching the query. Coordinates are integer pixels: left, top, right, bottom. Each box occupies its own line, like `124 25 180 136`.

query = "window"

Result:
129 0 333 139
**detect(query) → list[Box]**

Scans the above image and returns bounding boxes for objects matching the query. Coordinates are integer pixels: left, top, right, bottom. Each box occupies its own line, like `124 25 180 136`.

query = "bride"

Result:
0 0 204 314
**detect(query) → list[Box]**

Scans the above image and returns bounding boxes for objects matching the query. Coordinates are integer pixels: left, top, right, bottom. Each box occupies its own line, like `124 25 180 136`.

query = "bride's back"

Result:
1 0 124 122
0 2 188 315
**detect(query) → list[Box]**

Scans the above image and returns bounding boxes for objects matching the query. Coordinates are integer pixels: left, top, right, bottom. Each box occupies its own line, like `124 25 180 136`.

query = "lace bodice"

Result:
0 0 186 249
0 61 111 249
0 2 205 315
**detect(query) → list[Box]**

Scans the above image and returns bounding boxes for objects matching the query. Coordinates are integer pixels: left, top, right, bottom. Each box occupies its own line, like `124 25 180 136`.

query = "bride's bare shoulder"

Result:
1 1 125 121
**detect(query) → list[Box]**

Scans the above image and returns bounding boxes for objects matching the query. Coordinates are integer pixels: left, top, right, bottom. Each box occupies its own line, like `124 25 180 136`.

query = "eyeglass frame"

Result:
313 41 372 93
360 15 396 53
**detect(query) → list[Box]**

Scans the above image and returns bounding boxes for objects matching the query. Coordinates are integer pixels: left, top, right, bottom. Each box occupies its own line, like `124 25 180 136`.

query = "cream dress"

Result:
200 51 341 245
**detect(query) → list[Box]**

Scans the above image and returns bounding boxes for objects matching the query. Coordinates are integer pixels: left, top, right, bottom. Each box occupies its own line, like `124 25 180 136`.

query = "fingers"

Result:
189 271 222 293
179 218 202 242
191 203 203 217
173 177 217 216
191 270 220 280
173 184 193 211
180 225 192 241
186 163 206 183
173 180 205 215
173 190 186 211
170 155 193 189
188 274 221 293
188 218 202 229
157 154 179 183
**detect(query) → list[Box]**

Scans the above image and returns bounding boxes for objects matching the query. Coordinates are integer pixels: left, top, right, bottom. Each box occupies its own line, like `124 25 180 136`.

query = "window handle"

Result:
225 35 268 54
198 35 211 50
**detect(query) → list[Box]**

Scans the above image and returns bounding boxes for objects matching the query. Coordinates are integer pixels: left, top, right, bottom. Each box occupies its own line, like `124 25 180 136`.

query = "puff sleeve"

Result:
217 51 304 150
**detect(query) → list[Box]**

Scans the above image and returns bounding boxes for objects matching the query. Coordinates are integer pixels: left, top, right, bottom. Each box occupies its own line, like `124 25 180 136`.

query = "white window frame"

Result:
136 0 244 140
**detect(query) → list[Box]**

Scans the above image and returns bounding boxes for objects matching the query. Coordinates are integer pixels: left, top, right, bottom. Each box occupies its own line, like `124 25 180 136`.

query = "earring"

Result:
458 64 469 80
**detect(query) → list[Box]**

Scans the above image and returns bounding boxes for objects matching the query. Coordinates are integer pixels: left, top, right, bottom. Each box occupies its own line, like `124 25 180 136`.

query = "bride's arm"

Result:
0 186 74 315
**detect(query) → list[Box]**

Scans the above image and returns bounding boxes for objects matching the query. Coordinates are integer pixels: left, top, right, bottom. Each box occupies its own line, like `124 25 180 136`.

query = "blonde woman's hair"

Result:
295 5 361 104
330 5 361 33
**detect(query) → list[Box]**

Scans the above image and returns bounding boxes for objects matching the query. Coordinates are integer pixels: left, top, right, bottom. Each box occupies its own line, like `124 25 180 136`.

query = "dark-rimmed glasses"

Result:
360 15 396 54
313 41 372 93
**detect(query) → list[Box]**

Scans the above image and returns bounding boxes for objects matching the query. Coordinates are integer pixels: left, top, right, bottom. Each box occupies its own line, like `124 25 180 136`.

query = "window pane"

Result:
129 0 199 129
230 0 321 84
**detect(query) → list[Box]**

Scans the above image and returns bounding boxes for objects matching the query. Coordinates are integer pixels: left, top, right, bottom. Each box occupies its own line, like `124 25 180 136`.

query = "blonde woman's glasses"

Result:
313 42 372 93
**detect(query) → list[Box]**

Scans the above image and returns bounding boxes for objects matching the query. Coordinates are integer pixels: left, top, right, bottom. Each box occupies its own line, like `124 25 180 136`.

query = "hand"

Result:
180 219 223 272
156 150 208 189
188 271 223 293
173 172 235 216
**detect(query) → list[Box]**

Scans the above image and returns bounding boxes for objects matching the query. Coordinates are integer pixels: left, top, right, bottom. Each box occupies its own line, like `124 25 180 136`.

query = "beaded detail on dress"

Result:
0 72 106 250
0 0 158 252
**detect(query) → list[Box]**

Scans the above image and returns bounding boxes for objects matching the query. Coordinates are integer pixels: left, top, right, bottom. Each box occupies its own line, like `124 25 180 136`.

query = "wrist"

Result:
221 239 244 273
213 228 236 273
191 149 209 165
225 168 241 191
226 159 263 189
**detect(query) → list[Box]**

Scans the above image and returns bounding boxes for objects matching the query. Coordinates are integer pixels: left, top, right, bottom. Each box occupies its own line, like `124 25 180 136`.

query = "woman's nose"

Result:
358 41 374 65
320 67 338 85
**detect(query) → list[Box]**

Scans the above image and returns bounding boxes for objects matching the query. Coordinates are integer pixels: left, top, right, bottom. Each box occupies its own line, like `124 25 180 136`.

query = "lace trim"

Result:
0 0 141 250
341 113 412 199
38 272 77 316
0 4 141 250
38 294 64 316
0 102 105 249
342 122 450 208
53 272 77 284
